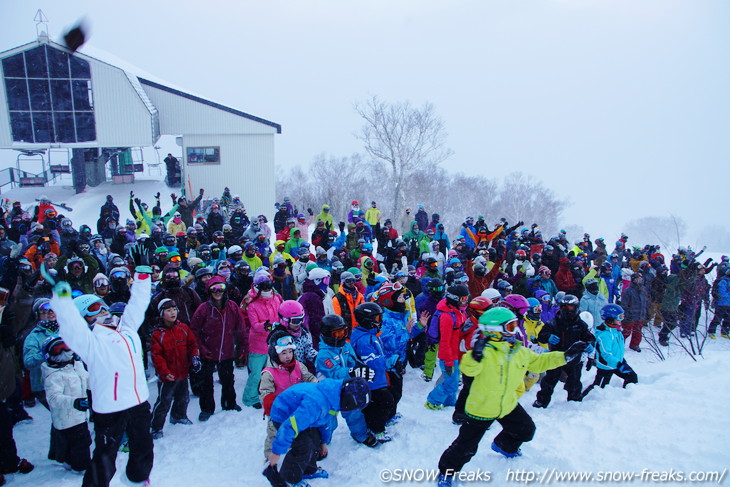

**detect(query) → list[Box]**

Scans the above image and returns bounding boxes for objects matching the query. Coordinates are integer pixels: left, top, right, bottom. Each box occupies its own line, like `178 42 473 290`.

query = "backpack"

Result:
426 310 457 345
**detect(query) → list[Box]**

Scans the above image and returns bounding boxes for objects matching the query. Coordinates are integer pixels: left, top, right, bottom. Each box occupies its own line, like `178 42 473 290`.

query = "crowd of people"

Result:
0 190 726 487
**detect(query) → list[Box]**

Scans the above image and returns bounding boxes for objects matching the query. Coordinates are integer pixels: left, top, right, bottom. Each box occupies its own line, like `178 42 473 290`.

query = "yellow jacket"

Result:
461 340 565 420
365 208 381 226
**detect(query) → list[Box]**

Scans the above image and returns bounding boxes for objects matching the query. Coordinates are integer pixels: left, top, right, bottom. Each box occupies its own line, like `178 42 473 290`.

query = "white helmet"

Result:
227 245 243 256
308 267 331 285
481 288 502 302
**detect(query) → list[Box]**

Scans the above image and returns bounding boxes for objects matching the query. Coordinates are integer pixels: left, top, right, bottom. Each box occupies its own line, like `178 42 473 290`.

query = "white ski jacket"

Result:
51 273 151 414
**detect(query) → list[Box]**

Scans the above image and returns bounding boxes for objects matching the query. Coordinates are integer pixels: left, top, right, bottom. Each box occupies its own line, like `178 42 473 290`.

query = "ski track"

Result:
2 177 729 486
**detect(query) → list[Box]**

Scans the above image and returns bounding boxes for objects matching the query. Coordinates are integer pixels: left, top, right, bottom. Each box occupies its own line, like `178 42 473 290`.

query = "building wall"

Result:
0 76 10 147
141 84 278 136
181 133 275 221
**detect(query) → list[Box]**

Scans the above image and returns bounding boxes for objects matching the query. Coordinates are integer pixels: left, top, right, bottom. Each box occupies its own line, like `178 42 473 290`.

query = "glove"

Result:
396 361 406 375
338 221 345 232
191 355 202 373
307 208 313 216
130 244 150 267
532 223 538 229
564 341 588 363
516 220 524 227
586 358 595 371
471 335 487 363
171 193 177 202
155 192 161 199
548 334 560 345
73 398 89 411
129 191 134 198
263 320 273 332
585 344 595 354
199 188 204 195
348 365 375 381
444 364 454 376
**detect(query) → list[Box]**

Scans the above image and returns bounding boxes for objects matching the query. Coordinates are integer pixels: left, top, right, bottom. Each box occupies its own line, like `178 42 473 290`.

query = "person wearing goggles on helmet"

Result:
436 308 587 485
190 275 247 422
273 300 317 371
413 278 444 381
533 294 595 409
332 272 365 331
581 304 637 400
50 248 155 486
425 285 470 411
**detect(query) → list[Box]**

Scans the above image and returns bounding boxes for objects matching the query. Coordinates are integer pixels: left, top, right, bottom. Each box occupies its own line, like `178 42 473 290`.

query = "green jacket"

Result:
402 221 422 243
284 227 304 255
660 274 683 312
461 340 565 420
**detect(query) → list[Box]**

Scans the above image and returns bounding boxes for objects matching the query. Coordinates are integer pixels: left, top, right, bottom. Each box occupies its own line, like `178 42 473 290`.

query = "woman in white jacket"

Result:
42 336 91 472
50 245 154 487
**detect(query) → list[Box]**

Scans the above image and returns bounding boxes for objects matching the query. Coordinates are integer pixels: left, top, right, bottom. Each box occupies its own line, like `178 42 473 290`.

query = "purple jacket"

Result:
299 279 326 349
190 299 246 362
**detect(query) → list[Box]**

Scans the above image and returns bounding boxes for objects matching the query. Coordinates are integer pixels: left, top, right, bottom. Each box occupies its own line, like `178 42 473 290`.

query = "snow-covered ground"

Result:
3 177 730 486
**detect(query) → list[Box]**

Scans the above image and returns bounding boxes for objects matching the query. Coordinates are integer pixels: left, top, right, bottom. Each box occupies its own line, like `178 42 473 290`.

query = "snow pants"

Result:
621 320 645 349
83 402 153 487
0 399 21 474
342 409 369 443
535 361 583 405
453 375 474 423
151 378 190 431
678 301 698 336
427 360 460 407
708 306 730 335
56 422 92 472
199 358 236 413
592 362 637 388
242 353 267 407
278 427 321 485
363 386 395 434
438 404 535 474
658 311 679 342
423 344 439 379
649 302 664 328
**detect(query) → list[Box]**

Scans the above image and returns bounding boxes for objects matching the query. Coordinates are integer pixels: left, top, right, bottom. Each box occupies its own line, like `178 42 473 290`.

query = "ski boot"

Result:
302 467 329 480
491 441 522 458
374 431 392 443
425 401 444 410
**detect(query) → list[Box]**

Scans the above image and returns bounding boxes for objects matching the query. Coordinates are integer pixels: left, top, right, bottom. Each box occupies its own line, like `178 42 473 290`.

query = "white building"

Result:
0 34 280 220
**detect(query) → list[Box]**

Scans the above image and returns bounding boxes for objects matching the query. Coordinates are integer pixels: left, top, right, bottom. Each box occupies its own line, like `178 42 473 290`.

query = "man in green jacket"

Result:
435 308 587 487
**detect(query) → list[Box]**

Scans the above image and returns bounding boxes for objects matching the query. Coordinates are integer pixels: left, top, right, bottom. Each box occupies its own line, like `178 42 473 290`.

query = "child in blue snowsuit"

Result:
315 315 377 447
582 304 638 398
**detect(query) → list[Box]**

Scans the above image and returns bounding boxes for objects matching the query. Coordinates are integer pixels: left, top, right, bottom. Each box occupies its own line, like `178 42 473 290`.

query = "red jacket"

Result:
190 299 247 361
554 257 576 292
436 299 467 367
150 321 199 382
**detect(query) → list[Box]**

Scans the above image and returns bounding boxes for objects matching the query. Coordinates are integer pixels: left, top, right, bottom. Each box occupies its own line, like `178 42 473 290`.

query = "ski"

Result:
35 199 73 212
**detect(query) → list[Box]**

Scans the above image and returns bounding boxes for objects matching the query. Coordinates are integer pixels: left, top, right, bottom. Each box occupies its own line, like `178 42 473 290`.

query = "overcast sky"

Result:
1 0 727 241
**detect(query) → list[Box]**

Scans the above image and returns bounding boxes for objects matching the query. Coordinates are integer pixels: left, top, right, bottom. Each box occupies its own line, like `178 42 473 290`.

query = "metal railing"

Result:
0 167 58 193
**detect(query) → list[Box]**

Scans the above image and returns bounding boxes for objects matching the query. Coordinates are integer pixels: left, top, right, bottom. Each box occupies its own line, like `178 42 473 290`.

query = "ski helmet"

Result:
600 304 625 325
278 300 305 328
267 329 296 364
444 284 470 309
468 296 493 320
320 314 349 348
308 267 331 286
526 297 542 321
354 302 383 330
558 294 580 320
73 294 108 318
496 279 513 297
501 294 530 317
426 278 445 298
481 288 502 304
477 307 519 336
585 278 600 295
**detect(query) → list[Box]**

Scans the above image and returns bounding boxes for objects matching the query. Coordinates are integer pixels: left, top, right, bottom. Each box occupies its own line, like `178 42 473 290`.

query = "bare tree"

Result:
493 172 567 235
355 96 454 217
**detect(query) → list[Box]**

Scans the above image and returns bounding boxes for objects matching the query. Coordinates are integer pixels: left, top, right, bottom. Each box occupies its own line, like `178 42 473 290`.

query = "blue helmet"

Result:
73 294 108 318
600 304 625 322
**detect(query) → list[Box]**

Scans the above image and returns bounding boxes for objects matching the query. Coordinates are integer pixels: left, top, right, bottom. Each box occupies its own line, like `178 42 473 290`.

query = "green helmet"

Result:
477 307 518 335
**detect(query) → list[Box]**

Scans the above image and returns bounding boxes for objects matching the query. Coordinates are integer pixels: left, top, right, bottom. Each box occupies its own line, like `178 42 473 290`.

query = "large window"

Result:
2 45 96 143
187 146 220 164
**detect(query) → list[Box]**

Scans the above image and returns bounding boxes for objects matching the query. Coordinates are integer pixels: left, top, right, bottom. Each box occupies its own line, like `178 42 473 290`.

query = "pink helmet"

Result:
279 300 304 319
501 294 530 317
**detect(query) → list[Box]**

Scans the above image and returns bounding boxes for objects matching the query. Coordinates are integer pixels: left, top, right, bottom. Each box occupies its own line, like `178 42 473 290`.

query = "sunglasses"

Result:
87 301 109 317
209 285 226 293
169 256 181 263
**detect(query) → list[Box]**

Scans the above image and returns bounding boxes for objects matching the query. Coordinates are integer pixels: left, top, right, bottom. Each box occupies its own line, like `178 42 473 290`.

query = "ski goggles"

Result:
330 327 349 340
209 284 227 294
559 304 577 312
94 278 110 287
454 275 469 284
274 335 296 353
111 270 128 279
68 262 84 271
614 313 625 322
429 285 444 293
529 304 543 314
37 302 53 313
86 301 109 317
169 255 182 263
504 319 519 333
151 266 161 273
285 315 305 326
343 277 358 285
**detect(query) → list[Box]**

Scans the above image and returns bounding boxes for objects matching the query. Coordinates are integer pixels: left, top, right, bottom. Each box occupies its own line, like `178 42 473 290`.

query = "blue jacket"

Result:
380 308 410 365
315 341 359 380
620 283 648 322
579 292 608 331
716 276 730 307
23 323 57 392
350 326 388 390
270 379 342 455
460 225 477 248
594 324 625 370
